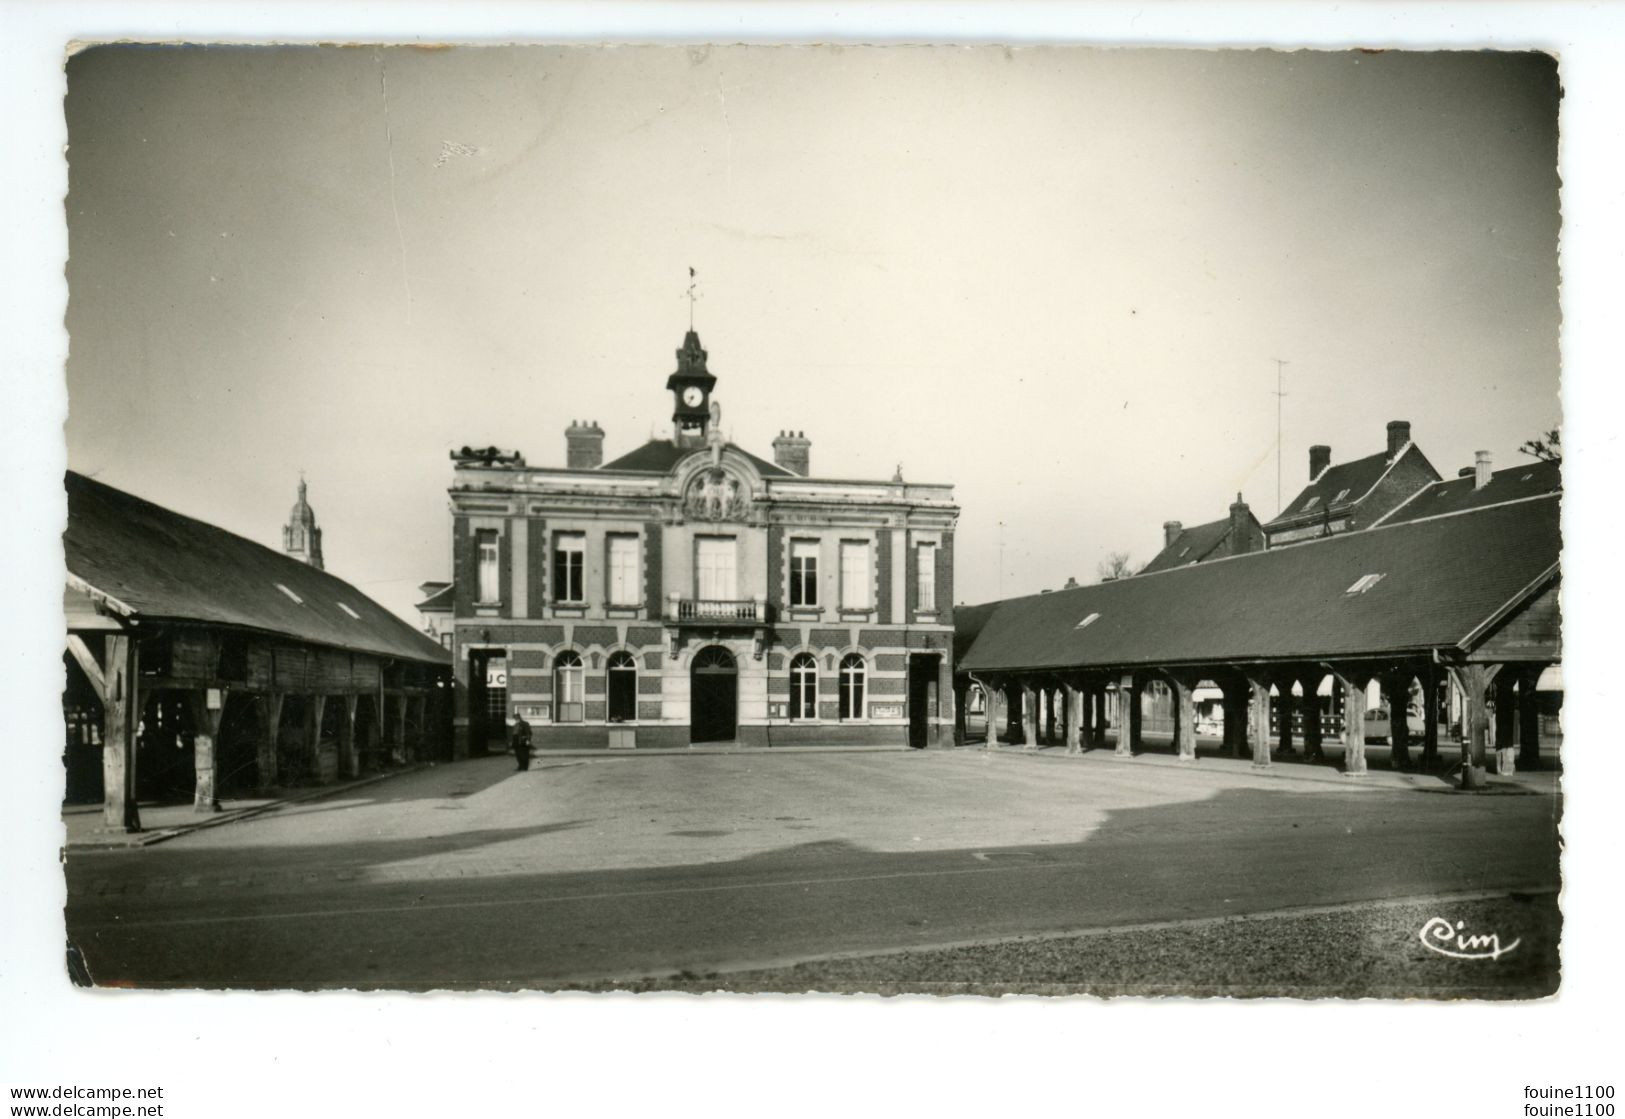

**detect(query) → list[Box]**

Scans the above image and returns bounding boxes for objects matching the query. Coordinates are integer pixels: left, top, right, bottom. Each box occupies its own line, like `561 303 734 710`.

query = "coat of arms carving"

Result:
683 469 751 522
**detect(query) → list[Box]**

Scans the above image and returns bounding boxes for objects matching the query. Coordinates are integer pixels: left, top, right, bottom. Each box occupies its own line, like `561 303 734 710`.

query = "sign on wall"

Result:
870 703 904 720
486 660 508 688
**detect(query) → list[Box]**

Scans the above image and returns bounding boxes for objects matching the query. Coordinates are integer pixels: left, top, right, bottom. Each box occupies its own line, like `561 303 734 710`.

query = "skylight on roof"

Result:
1521 473 1533 482
1075 612 1100 629
337 603 361 619
1345 573 1385 595
1303 497 1320 511
1333 488 1350 503
275 583 304 605
1178 547 1190 558
1437 490 1449 498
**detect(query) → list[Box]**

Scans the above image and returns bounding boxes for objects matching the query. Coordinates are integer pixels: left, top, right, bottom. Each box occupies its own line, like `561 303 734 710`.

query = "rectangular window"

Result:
607 534 640 606
840 540 872 611
553 532 585 603
695 536 738 601
916 542 937 612
790 539 819 607
476 531 500 604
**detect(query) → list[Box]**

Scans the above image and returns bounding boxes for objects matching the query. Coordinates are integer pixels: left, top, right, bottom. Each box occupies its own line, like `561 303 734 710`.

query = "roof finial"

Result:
686 266 701 331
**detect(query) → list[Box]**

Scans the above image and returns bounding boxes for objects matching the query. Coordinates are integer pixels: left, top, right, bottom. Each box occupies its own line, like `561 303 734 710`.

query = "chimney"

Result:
1228 493 1256 556
1474 450 1492 490
566 420 604 470
1309 445 1332 480
1163 520 1183 549
772 429 811 476
1387 420 1412 461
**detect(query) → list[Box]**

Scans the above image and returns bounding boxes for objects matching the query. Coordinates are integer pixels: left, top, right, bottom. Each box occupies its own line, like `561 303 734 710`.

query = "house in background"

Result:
1263 420 1441 548
1140 493 1265 575
415 581 454 648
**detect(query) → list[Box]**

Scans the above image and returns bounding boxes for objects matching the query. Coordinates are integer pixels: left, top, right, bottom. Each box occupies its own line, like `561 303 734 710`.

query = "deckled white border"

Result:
4 5 1620 1117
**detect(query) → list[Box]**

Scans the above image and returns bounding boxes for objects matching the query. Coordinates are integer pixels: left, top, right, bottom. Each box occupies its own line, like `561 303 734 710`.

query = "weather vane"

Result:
686 266 703 329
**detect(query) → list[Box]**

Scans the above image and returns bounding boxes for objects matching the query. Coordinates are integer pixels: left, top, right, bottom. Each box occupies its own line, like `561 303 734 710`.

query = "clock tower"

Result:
665 329 717 445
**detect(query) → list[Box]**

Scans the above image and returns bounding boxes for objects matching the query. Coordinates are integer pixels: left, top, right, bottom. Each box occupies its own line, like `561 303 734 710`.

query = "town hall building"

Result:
443 329 959 754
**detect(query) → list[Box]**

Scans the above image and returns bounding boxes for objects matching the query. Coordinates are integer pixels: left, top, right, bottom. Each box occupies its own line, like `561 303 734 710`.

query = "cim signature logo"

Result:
1418 916 1522 961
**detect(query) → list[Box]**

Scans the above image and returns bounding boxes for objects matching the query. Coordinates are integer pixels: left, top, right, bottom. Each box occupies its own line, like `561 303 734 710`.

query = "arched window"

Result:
554 651 584 724
607 650 637 723
839 654 866 721
790 653 818 720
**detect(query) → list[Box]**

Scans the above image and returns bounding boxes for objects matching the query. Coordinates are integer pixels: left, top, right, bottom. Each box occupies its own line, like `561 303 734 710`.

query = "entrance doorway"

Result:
690 645 737 743
907 654 941 749
468 648 508 755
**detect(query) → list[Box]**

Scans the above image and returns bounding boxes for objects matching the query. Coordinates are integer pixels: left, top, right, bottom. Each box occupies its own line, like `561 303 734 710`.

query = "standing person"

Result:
510 713 532 772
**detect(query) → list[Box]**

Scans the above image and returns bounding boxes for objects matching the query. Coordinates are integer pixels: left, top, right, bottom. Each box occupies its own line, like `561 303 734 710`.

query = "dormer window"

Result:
1075 612 1100 629
1345 573 1385 595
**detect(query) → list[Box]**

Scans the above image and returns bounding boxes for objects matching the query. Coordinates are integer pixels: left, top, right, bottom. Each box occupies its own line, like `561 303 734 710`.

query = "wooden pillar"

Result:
411 693 428 761
1090 690 1106 746
1063 683 1083 754
1301 672 1325 761
976 679 998 750
188 688 227 813
260 692 284 788
340 693 360 779
1331 667 1369 776
1384 672 1413 769
951 682 967 746
1448 664 1500 789
1421 661 1441 770
392 692 408 763
1020 681 1038 749
1493 673 1518 775
101 634 141 831
1248 675 1272 770
1518 668 1543 771
1168 673 1197 761
308 694 330 783
1120 674 1140 756
1276 680 1296 757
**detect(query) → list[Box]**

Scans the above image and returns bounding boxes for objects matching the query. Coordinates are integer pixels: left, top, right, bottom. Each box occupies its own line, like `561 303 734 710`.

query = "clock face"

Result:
682 386 705 408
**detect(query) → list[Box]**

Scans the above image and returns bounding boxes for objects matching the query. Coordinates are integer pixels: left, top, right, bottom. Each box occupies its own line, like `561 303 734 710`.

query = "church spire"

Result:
282 475 325 571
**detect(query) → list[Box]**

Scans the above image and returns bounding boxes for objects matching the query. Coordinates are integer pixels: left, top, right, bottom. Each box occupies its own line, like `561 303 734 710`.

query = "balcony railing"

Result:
667 596 770 625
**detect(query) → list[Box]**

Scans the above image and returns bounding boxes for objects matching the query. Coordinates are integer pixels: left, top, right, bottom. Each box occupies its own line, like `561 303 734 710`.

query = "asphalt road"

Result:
64 751 1562 991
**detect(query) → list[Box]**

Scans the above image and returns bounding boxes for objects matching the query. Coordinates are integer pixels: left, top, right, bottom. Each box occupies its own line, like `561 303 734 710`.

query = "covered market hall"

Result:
63 471 452 832
954 493 1560 789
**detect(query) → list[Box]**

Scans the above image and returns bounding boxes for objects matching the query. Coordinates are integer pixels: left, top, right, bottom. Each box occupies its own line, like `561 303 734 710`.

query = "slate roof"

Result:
599 439 792 477
1376 459 1561 527
953 600 1002 664
64 471 450 666
1266 444 1437 528
416 583 454 611
1139 517 1234 575
958 494 1559 674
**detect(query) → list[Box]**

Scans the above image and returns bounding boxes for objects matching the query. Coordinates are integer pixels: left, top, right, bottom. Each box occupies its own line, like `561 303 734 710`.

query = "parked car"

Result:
1364 706 1440 744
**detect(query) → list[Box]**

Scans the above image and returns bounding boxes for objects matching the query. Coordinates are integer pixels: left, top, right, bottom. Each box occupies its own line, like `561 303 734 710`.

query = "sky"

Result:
63 45 1562 622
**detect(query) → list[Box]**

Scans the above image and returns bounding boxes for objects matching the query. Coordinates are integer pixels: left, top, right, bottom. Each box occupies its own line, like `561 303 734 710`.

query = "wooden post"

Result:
1330 667 1369 776
1118 674 1139 756
1167 672 1198 761
1301 671 1325 761
101 634 141 831
410 693 427 761
1422 661 1441 770
975 678 998 750
1062 682 1082 754
392 692 408 764
188 688 227 813
1276 680 1296 757
260 693 284 788
308 694 329 783
1020 681 1038 749
952 682 968 746
1248 675 1272 770
1518 668 1543 771
1448 664 1500 789
1383 671 1413 769
340 693 360 779
1493 673 1518 775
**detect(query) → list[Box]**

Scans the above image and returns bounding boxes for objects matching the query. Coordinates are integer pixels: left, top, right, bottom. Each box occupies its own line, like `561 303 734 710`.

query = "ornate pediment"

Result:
682 467 752 522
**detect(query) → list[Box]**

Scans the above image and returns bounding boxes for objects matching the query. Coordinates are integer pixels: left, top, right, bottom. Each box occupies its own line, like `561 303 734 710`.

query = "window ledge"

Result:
606 606 642 618
838 609 875 620
789 608 822 620
551 605 587 617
